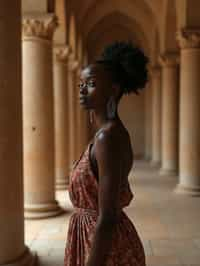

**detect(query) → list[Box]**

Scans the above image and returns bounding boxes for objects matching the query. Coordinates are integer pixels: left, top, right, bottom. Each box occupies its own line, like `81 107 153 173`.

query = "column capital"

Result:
158 52 179 67
176 28 200 49
54 45 71 63
22 13 58 41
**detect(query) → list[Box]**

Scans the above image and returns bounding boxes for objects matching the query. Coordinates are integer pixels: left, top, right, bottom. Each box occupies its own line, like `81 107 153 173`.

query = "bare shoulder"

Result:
94 122 129 159
96 122 120 141
91 121 133 179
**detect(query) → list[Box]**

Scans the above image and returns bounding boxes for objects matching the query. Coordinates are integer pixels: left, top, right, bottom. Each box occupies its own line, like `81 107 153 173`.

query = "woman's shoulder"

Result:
91 121 133 178
94 121 131 155
98 121 129 142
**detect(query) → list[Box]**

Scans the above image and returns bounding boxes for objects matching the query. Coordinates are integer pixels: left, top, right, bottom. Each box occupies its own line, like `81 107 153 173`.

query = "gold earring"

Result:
89 110 94 124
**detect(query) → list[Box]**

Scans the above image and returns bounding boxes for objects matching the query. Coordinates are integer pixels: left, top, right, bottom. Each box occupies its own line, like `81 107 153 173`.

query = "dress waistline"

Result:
74 207 124 217
74 207 98 216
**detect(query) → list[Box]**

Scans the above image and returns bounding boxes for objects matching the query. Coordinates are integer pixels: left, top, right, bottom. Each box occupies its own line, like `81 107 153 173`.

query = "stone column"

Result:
175 28 200 195
68 54 79 168
144 82 153 160
150 66 162 167
54 46 71 190
22 15 63 218
0 1 36 265
159 53 179 176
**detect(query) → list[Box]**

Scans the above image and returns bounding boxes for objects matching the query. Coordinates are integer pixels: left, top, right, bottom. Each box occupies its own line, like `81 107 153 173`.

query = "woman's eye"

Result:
78 83 84 88
88 81 95 87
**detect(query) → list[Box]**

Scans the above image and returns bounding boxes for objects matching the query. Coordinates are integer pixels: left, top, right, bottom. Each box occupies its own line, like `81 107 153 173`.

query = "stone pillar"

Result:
68 54 79 168
150 66 162 167
54 46 71 190
159 53 179 176
0 1 36 265
22 15 63 218
175 28 200 196
144 82 153 160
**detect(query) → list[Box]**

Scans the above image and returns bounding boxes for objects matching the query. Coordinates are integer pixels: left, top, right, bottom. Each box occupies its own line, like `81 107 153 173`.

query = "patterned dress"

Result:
64 140 146 266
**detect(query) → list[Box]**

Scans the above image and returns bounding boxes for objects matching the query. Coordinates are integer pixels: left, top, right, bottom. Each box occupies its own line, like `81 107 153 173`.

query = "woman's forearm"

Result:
86 218 117 266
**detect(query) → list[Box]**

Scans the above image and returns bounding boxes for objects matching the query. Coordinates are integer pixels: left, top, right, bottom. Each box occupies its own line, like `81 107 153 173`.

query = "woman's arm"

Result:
86 130 122 266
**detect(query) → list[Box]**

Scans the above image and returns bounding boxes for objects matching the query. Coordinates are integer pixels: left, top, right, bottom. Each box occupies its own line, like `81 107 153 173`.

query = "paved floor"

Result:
25 160 200 266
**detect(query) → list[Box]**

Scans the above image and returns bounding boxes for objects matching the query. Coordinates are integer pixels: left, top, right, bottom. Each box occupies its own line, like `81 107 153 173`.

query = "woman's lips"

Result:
79 96 87 103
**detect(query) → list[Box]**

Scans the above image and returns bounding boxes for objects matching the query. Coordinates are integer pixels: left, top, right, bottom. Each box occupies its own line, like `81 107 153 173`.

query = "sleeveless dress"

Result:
64 140 146 266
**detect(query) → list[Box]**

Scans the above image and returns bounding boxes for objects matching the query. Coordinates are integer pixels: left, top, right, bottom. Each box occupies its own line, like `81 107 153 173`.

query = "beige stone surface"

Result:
175 29 200 196
144 83 153 160
22 15 63 219
119 88 146 159
159 53 179 175
151 66 161 166
0 1 36 265
54 46 71 190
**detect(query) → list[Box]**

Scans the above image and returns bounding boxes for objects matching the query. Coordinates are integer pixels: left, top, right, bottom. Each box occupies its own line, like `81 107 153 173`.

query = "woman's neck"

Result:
90 107 121 132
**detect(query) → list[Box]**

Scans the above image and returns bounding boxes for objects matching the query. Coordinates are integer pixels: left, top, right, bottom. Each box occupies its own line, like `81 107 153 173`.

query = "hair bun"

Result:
97 41 149 95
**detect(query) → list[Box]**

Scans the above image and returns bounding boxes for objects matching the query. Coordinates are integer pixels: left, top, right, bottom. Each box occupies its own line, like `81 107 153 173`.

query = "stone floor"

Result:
25 160 200 266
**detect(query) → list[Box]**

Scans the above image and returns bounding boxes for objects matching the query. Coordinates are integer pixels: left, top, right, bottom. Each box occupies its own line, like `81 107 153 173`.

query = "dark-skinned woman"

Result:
64 41 149 266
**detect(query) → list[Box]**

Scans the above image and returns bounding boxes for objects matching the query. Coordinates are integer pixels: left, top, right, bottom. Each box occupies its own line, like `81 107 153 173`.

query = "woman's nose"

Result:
80 83 88 95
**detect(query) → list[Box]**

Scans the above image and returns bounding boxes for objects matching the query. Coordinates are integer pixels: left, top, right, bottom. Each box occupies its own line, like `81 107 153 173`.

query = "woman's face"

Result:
78 64 113 110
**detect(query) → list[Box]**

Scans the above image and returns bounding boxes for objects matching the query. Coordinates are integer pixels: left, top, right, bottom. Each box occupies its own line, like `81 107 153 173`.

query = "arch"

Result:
76 0 159 29
160 0 178 53
88 25 135 62
68 14 77 56
81 0 155 47
86 11 149 57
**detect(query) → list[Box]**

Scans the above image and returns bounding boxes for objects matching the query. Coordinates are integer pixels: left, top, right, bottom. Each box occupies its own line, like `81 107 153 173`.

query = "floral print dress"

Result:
64 141 146 266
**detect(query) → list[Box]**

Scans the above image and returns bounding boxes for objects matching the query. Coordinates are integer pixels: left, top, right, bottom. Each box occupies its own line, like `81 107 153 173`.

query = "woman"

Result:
64 41 149 266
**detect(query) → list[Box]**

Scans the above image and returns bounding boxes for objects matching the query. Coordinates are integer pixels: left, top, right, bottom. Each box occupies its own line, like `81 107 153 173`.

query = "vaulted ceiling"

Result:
22 0 181 63
72 0 159 59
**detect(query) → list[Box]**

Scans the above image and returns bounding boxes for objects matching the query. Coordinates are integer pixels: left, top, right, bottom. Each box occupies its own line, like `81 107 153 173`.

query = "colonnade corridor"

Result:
1 1 200 266
25 160 200 266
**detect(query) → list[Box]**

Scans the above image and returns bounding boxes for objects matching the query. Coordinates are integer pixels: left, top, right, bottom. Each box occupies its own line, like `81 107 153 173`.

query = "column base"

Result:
3 246 37 266
150 160 161 168
144 154 151 161
159 168 177 177
24 200 65 219
56 178 69 191
174 183 200 197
